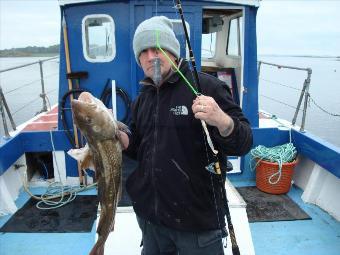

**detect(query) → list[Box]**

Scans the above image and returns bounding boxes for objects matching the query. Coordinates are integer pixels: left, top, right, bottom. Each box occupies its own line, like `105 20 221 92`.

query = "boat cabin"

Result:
57 0 259 178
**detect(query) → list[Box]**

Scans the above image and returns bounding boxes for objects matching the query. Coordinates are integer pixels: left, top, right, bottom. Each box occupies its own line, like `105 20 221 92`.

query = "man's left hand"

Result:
192 95 234 137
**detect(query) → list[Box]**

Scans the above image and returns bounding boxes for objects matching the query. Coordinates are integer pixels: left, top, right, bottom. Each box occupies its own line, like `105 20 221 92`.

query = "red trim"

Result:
22 106 58 132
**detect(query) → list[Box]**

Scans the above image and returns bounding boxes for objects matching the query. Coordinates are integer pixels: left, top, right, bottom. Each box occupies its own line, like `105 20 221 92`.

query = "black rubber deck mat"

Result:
0 195 98 233
236 186 311 222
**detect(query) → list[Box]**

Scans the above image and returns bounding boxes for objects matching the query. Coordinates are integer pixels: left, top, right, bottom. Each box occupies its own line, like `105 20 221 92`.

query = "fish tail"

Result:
89 242 104 255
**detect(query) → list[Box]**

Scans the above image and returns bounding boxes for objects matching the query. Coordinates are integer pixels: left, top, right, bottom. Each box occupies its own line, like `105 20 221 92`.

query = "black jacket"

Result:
126 60 252 231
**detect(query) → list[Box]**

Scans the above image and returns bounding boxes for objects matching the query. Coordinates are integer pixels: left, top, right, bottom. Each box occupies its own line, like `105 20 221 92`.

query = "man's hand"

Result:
192 95 234 137
118 131 129 150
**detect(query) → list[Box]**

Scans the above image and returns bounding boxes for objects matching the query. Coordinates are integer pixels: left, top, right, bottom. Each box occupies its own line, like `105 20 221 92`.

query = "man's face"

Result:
139 48 176 82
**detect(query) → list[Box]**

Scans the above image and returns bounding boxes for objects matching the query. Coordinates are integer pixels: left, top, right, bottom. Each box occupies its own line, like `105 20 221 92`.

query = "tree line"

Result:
0 45 60 57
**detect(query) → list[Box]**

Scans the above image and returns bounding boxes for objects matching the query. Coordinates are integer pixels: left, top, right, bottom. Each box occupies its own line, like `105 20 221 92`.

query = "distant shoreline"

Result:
258 54 340 59
1 45 339 60
0 54 59 58
0 45 59 58
3 54 340 59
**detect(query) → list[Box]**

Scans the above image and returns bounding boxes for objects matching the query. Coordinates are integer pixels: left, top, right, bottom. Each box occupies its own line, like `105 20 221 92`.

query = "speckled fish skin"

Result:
71 92 123 255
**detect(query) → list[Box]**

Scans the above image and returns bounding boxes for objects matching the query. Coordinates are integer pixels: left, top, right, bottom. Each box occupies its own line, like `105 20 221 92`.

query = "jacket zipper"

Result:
152 88 160 218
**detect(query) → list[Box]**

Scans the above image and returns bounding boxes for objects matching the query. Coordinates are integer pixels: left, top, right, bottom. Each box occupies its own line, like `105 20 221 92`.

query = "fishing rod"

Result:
174 0 201 92
173 1 240 254
170 0 219 156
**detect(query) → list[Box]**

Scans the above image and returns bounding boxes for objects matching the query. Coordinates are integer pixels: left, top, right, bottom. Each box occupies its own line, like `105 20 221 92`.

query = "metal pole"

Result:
300 68 312 131
0 86 11 138
259 60 313 129
0 85 16 131
258 60 310 72
257 61 262 79
0 56 58 74
39 60 48 112
292 79 307 126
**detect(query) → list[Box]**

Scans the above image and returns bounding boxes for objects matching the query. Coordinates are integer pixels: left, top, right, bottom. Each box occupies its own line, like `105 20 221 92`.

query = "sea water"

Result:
0 57 59 134
259 56 340 147
0 56 339 147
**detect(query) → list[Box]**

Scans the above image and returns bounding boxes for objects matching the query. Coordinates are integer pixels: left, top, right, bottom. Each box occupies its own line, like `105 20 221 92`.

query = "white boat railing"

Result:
257 60 312 132
0 56 58 138
0 86 16 138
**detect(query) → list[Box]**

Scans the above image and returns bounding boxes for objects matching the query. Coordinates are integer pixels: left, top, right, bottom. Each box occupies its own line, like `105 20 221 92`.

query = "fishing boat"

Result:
0 0 339 255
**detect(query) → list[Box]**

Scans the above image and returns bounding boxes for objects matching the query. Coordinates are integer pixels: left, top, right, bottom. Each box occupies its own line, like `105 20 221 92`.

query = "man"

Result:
121 16 253 255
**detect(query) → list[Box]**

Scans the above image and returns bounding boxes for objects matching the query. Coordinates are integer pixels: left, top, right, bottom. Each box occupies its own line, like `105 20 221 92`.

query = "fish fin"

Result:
116 163 123 203
89 242 104 255
67 144 95 171
110 217 115 232
109 199 119 232
80 150 95 171
111 223 115 232
117 180 123 202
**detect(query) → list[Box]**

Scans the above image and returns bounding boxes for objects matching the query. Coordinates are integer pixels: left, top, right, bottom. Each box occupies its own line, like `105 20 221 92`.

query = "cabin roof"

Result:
59 0 260 7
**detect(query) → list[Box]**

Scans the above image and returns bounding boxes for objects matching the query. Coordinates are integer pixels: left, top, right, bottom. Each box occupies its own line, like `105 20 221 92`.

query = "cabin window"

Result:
227 16 242 56
82 14 116 62
201 15 224 59
202 32 216 59
171 19 190 59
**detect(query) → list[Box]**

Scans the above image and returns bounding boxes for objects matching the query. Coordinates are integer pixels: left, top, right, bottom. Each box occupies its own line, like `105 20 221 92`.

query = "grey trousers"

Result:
137 216 226 255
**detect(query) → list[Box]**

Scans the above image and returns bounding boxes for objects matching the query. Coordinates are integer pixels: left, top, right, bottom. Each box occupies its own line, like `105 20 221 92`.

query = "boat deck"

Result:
235 181 340 255
0 181 339 255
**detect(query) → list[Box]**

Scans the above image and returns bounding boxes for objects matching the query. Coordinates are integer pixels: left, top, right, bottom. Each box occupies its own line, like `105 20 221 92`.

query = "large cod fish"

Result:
70 92 128 255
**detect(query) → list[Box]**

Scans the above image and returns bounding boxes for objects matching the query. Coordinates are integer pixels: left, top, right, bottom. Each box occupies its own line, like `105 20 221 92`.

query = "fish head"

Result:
71 92 118 140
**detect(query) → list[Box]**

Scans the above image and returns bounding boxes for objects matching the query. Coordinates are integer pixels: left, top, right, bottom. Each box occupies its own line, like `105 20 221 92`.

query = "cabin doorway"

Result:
201 8 244 108
201 8 244 174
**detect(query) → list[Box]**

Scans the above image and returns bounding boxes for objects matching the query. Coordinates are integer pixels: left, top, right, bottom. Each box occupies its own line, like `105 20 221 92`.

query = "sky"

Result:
0 0 340 56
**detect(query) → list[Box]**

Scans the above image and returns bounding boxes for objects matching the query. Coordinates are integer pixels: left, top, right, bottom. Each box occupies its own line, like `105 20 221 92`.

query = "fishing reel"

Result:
205 161 221 175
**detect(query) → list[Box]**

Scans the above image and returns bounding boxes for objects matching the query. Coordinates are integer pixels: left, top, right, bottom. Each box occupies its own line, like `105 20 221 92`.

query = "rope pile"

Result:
250 143 297 184
23 169 97 210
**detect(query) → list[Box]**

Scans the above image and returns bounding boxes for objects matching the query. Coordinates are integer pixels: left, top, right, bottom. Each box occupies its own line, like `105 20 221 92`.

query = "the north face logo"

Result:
170 105 188 116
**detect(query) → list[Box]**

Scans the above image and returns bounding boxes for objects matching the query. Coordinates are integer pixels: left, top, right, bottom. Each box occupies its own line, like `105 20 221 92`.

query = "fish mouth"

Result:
71 93 98 124
71 92 96 109
78 92 94 103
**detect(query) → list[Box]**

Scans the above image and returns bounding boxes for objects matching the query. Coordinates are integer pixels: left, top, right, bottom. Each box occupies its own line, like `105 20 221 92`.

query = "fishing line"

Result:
162 2 219 158
155 0 158 16
156 30 219 156
172 0 199 90
155 30 198 95
155 25 227 249
208 163 227 247
172 0 185 47
167 2 240 252
173 1 201 93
